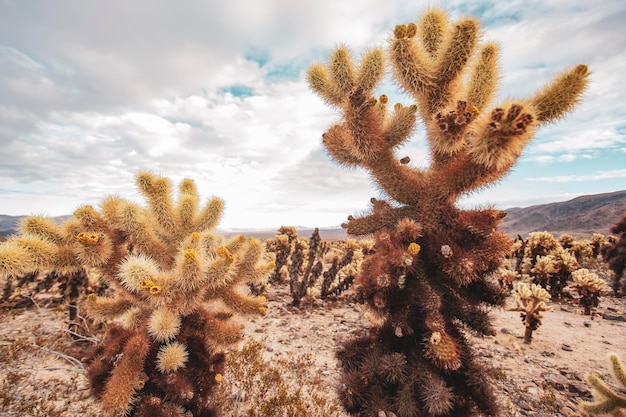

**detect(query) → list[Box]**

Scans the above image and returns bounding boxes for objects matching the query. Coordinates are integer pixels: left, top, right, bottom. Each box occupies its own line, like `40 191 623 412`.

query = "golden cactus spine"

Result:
308 6 588 416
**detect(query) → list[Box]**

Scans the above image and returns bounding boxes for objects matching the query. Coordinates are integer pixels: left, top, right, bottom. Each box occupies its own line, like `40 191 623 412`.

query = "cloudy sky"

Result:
1 0 625 230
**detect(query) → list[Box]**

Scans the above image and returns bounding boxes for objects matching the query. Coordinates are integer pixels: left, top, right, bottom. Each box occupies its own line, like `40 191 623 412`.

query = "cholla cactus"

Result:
0 172 271 417
579 354 626 416
307 6 588 416
521 231 560 275
601 213 626 295
572 268 606 315
266 226 298 284
529 254 557 286
510 282 553 344
521 234 579 298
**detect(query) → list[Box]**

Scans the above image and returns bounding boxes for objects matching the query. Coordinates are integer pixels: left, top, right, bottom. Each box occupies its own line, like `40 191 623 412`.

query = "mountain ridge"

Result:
2 190 625 240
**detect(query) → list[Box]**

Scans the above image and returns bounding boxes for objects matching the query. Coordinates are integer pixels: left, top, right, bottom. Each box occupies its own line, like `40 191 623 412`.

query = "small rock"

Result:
500 328 515 335
583 321 591 328
541 372 570 391
602 313 626 322
516 399 535 411
568 382 591 396
561 344 573 352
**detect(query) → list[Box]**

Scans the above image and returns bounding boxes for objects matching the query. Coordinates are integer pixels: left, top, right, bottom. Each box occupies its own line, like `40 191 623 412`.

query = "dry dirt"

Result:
1 284 625 417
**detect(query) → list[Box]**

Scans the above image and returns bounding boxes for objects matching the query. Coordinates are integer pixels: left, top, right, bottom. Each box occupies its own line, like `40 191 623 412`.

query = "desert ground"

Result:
1 280 625 417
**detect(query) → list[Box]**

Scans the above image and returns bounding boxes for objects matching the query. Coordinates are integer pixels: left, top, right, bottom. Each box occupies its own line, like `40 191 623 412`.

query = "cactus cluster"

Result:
0 172 272 417
601 212 626 295
518 231 580 298
267 227 367 306
308 6 588 416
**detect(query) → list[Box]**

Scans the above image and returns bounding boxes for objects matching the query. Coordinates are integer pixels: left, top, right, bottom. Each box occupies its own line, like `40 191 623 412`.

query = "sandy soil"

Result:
1 284 625 417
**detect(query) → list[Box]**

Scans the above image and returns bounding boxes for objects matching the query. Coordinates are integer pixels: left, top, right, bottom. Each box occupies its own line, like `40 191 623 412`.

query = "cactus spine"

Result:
308 7 588 416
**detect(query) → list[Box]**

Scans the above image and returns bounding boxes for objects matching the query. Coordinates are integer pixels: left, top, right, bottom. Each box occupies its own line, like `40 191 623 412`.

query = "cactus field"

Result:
0 228 625 416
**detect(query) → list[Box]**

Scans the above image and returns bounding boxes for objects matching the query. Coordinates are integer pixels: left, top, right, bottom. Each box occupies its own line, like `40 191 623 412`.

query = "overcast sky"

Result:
1 0 625 230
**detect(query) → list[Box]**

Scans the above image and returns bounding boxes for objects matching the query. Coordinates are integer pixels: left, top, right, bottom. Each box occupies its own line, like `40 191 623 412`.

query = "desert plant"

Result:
521 233 579 298
213 338 344 416
601 212 626 296
571 268 606 316
510 282 553 344
0 172 272 417
307 6 588 416
521 231 560 276
549 246 579 298
290 231 364 306
320 241 360 299
266 226 298 285
579 353 626 416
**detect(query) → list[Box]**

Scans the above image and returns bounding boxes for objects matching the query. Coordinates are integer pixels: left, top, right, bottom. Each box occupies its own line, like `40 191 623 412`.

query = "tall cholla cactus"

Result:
0 172 271 417
307 7 588 416
510 282 553 344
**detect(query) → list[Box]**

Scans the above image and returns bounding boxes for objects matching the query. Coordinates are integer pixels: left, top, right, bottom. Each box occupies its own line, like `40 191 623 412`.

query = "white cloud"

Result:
1 0 624 229
527 169 626 182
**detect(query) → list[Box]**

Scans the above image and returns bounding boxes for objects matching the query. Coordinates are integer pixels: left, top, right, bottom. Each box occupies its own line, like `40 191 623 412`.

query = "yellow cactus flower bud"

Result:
87 293 97 302
259 306 267 316
408 243 421 255
184 249 197 264
140 279 155 290
215 373 223 383
469 105 480 116
149 285 162 295
216 246 234 263
76 232 100 246
190 232 200 243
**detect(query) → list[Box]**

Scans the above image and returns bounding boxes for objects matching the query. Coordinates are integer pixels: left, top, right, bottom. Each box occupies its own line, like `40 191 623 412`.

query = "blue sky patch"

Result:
245 48 270 68
220 84 255 97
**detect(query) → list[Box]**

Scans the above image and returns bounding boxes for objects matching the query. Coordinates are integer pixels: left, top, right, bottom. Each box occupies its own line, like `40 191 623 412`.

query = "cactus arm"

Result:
579 372 626 415
100 331 150 417
530 64 590 124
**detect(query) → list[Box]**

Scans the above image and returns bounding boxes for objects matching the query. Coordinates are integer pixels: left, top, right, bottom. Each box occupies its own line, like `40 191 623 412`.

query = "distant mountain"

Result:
2 190 625 240
0 215 25 238
500 190 626 238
